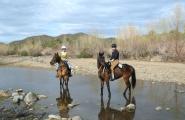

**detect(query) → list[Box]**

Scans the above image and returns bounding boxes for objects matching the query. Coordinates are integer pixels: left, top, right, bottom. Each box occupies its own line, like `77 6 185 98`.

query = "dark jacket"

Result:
110 49 119 60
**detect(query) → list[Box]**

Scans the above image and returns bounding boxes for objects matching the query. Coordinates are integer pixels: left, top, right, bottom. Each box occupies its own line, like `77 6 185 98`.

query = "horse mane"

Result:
97 54 105 68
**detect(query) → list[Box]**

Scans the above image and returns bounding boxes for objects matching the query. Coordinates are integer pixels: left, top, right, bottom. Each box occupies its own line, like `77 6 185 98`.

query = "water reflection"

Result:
56 86 73 118
98 96 136 120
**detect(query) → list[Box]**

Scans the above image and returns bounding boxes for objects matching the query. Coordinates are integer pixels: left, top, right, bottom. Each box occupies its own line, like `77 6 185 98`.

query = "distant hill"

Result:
0 42 8 55
9 32 114 48
2 32 115 56
0 42 6 45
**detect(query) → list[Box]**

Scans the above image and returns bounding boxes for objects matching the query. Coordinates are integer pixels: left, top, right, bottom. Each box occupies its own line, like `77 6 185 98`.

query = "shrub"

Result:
7 50 16 55
30 50 42 57
20 50 28 56
77 48 93 58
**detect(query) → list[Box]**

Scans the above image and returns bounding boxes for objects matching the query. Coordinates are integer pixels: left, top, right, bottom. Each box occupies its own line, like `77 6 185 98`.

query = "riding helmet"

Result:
111 43 117 48
61 45 67 50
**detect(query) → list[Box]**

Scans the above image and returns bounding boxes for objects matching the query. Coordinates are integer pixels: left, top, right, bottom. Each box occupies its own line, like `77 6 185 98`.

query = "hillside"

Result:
0 43 8 55
1 32 114 57
9 32 114 47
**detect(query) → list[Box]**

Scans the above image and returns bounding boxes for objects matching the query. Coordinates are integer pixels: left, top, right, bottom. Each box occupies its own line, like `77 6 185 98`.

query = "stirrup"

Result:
110 75 115 81
110 78 115 81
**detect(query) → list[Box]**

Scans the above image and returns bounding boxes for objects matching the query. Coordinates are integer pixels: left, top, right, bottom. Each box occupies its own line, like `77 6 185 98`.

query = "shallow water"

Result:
0 67 185 120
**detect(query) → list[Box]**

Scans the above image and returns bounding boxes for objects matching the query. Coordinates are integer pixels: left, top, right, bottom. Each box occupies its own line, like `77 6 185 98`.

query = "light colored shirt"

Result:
59 51 68 60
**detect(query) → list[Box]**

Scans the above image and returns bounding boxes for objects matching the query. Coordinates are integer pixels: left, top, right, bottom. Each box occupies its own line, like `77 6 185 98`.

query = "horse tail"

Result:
131 67 136 89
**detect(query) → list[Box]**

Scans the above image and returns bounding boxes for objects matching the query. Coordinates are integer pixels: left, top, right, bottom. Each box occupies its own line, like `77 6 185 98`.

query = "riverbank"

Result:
0 56 185 84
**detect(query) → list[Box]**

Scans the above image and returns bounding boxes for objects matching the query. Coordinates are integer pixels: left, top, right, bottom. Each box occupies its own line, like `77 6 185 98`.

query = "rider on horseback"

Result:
110 43 119 81
59 45 72 77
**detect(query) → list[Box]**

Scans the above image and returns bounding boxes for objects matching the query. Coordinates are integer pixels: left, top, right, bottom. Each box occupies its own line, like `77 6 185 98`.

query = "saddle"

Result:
118 63 127 69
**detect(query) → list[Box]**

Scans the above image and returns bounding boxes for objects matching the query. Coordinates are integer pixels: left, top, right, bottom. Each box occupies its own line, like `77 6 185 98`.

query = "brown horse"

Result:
50 52 70 89
98 96 136 120
97 53 111 97
97 52 136 99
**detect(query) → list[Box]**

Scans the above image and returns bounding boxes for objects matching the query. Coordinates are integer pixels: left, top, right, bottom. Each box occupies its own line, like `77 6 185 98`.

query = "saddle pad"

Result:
118 64 123 68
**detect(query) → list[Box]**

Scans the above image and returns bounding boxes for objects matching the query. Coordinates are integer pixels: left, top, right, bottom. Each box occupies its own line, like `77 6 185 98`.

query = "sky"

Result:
0 0 185 43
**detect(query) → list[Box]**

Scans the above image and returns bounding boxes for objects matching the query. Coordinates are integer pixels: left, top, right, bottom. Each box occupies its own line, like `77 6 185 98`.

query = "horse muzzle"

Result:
50 61 54 65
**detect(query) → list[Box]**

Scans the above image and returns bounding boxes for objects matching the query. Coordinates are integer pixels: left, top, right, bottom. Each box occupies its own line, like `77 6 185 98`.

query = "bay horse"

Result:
50 52 70 89
97 52 136 99
97 52 111 97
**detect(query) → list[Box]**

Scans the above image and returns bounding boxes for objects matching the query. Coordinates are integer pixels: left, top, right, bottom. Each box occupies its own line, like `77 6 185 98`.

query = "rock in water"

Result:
37 94 48 100
126 104 136 112
166 107 171 111
12 92 19 97
16 89 23 93
72 116 82 120
12 90 26 103
155 106 162 111
24 92 39 106
13 95 24 103
0 90 10 97
48 114 61 120
175 89 185 93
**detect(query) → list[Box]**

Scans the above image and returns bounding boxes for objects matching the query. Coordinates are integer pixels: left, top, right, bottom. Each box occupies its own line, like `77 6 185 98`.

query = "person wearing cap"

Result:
110 43 119 81
59 45 72 77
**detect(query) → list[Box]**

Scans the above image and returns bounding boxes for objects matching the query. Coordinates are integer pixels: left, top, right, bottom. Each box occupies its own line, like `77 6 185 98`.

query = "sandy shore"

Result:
0 56 185 84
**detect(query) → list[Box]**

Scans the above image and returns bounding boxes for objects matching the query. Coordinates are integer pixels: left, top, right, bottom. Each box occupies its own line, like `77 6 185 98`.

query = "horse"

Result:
97 52 136 99
98 96 136 120
50 52 70 89
97 53 112 97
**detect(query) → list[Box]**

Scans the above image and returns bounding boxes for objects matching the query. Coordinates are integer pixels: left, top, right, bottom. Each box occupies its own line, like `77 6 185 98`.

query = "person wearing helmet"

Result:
59 45 72 77
60 46 68 60
110 43 119 81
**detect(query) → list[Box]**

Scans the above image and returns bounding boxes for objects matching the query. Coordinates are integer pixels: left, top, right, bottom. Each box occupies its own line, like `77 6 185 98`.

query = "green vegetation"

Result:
77 48 93 58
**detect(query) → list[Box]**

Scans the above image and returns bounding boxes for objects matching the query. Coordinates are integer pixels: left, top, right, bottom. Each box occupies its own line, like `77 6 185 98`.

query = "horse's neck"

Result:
98 65 104 73
97 57 105 68
58 59 63 64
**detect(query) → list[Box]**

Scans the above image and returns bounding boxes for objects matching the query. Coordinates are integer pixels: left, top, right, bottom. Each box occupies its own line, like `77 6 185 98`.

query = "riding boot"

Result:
69 69 72 77
110 72 115 81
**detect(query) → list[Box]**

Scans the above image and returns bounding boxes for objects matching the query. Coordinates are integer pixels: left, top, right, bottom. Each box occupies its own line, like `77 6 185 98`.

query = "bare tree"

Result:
170 4 185 61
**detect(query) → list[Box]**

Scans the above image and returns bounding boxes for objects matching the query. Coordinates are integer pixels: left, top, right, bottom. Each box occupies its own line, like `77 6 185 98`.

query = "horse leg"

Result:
65 77 68 88
101 81 104 96
60 77 64 89
123 78 130 98
60 78 62 90
106 81 111 97
62 78 65 89
128 84 131 101
66 78 69 89
123 87 128 98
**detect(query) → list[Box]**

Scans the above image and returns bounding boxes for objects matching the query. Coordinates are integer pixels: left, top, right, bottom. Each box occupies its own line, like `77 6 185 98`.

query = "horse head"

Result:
97 51 106 69
50 52 61 65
